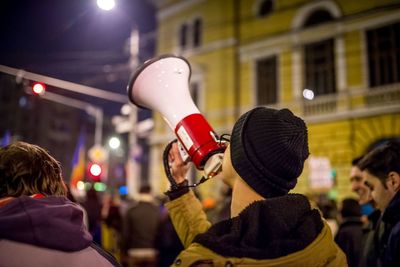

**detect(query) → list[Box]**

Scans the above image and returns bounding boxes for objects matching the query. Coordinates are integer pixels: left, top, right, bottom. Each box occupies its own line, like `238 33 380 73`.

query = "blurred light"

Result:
77 181 85 191
120 104 132 115
109 136 121 149
32 82 46 95
327 189 338 200
94 182 107 192
84 182 92 190
97 0 115 11
89 163 102 176
19 96 27 107
303 88 314 100
119 185 128 195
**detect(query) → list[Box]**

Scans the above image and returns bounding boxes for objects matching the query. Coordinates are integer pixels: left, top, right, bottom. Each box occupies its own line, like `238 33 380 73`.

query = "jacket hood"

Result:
0 196 92 251
194 194 323 259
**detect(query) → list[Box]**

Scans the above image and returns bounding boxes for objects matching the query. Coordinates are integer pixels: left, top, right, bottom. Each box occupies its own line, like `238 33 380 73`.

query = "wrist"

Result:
165 179 190 200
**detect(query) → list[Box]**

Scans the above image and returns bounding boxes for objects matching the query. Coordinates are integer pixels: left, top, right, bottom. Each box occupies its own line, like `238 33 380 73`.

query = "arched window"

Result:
303 9 334 27
303 10 336 97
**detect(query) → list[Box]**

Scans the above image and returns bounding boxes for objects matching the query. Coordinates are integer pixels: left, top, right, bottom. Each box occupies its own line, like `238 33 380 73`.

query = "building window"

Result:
303 9 334 27
179 23 188 49
193 18 202 47
367 22 400 87
256 56 277 105
178 18 203 50
304 39 336 96
257 0 274 17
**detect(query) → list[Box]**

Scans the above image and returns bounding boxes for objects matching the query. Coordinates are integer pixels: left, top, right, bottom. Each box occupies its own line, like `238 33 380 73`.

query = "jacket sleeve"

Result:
165 190 212 248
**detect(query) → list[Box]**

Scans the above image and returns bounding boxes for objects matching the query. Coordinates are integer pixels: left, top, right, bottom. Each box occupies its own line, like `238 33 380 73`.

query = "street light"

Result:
108 136 121 149
97 0 115 11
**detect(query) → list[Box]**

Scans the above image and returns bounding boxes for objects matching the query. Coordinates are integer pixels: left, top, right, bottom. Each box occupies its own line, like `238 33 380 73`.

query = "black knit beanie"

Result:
230 107 309 198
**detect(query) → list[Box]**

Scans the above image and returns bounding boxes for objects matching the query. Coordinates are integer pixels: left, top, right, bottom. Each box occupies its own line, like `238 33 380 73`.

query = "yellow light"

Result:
77 181 85 191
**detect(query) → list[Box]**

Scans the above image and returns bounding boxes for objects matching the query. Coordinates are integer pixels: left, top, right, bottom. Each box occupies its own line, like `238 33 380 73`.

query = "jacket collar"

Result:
194 194 323 259
382 191 400 225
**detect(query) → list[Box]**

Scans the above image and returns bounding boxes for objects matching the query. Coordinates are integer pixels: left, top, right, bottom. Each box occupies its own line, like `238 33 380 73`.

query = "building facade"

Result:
148 0 400 200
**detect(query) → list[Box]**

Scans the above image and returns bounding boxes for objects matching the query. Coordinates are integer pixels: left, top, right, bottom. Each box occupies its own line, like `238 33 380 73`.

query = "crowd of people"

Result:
1 106 399 267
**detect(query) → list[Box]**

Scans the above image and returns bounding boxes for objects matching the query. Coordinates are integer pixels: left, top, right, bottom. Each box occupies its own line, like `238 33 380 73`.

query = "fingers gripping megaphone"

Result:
127 55 226 185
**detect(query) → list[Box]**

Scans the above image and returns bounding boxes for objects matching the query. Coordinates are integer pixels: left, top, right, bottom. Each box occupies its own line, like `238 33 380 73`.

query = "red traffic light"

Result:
89 163 102 177
88 162 103 182
32 82 46 95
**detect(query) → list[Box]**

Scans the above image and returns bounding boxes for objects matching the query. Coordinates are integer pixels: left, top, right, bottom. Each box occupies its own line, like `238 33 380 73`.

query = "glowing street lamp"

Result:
97 0 115 11
108 136 121 149
303 88 315 100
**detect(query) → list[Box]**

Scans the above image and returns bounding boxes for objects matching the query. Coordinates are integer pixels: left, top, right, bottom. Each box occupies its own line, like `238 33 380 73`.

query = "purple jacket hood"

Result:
0 196 92 251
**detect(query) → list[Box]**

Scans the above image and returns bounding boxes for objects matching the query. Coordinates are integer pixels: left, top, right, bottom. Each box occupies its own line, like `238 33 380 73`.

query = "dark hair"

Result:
358 141 400 187
341 198 361 218
351 155 364 167
0 141 67 198
139 184 151 194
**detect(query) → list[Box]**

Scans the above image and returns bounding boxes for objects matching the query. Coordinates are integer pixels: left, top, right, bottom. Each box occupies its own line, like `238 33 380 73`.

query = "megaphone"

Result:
127 55 226 179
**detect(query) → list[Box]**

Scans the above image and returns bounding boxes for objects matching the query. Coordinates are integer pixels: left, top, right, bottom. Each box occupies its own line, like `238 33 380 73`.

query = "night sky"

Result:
0 0 156 116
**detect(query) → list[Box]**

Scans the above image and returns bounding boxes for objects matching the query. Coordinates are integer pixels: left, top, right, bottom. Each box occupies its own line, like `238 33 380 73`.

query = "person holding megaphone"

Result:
128 55 347 266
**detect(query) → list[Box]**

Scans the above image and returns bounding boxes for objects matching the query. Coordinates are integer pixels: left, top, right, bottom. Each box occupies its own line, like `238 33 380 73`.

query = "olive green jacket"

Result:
166 191 347 267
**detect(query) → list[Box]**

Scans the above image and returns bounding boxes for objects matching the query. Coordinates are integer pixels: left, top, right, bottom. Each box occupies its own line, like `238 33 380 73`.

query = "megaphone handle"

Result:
162 139 180 189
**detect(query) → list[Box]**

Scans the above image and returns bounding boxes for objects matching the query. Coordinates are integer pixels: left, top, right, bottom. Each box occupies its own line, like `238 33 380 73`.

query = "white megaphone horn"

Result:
127 55 226 177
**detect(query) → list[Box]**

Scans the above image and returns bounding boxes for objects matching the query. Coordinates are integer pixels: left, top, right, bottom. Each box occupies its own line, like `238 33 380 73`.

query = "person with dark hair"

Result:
350 156 380 267
351 156 374 209
351 156 380 222
0 141 121 267
121 184 162 267
358 141 400 267
335 198 364 267
165 107 347 266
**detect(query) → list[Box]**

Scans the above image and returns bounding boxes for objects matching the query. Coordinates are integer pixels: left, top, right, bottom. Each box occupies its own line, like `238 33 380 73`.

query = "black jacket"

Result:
376 192 400 267
335 217 363 267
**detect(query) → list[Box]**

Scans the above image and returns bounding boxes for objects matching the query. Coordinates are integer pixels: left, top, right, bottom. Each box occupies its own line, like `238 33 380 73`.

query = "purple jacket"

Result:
0 196 121 267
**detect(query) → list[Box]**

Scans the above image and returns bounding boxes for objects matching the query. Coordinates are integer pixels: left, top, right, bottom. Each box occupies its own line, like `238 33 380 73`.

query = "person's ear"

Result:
388 171 400 192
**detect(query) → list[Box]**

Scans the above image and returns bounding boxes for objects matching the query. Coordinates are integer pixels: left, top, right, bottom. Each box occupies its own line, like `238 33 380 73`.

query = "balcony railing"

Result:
150 83 400 145
298 83 400 122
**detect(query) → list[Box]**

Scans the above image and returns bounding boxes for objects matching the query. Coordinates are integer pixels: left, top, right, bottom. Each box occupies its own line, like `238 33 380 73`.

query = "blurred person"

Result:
102 193 123 261
121 184 162 267
350 156 381 267
0 141 121 267
350 156 373 207
358 141 400 267
82 186 103 245
350 156 380 223
317 196 339 236
165 107 347 266
335 198 363 267
155 196 184 267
